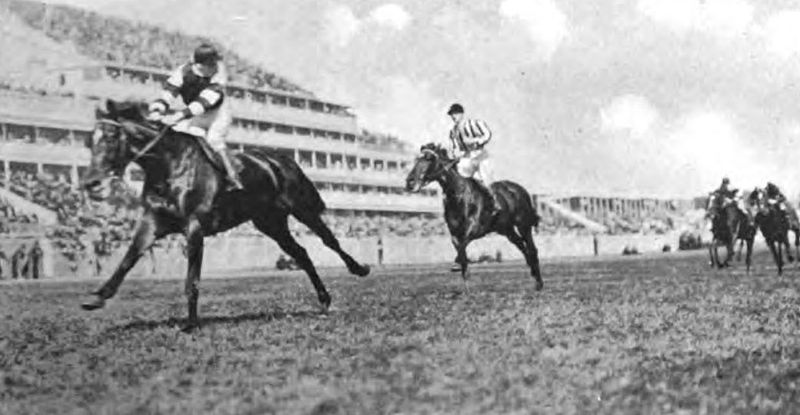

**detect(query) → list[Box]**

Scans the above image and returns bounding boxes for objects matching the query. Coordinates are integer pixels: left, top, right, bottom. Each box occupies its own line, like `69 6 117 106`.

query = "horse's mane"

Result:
98 98 150 123
420 142 451 160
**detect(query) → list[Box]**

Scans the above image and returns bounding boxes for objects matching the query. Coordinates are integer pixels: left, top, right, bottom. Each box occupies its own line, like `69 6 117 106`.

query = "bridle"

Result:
94 118 170 168
419 148 458 180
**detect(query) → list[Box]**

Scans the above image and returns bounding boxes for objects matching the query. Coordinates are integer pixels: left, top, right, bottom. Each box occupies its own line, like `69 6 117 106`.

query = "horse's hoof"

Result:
534 281 544 291
354 264 370 277
318 292 331 310
180 322 199 333
81 296 106 311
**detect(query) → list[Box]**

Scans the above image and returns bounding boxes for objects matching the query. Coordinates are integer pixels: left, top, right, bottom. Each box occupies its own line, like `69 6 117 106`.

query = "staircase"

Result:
0 186 58 225
538 197 608 233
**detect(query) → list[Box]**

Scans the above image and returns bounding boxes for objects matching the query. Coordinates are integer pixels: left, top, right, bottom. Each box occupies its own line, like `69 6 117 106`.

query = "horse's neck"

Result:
135 133 204 192
436 166 469 202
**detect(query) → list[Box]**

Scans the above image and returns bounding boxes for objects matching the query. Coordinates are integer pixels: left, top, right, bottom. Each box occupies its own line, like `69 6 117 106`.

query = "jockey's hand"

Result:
146 111 164 122
161 112 186 126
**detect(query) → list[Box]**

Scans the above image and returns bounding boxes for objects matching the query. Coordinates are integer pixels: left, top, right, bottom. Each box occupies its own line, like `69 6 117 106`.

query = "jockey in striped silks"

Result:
447 103 503 220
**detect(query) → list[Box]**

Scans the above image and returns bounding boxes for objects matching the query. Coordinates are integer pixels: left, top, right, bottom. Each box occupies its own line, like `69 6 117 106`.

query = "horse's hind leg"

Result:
736 239 744 261
82 214 163 311
506 225 543 291
745 237 754 275
252 215 331 309
295 213 369 277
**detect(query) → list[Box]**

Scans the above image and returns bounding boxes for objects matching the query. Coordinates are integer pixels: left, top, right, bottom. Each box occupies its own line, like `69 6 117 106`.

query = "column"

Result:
70 165 79 190
1 123 6 141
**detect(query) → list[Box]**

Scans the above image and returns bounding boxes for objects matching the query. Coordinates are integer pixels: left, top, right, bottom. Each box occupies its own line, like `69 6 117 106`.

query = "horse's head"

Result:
405 143 453 192
82 99 152 201
748 187 770 216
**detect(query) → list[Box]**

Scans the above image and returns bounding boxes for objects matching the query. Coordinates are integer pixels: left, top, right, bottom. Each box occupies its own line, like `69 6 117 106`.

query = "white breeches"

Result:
172 103 232 151
456 148 494 184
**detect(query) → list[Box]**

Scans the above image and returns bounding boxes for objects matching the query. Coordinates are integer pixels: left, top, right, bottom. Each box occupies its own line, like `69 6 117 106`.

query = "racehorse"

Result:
748 187 796 275
706 190 755 273
404 143 542 291
80 99 370 331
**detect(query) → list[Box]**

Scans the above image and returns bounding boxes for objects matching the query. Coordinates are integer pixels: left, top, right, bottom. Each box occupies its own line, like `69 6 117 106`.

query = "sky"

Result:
42 0 800 198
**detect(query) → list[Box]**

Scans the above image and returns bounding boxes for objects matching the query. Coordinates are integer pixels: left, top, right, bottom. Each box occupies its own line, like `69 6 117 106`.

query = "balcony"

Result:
318 190 440 213
0 141 89 165
227 99 358 135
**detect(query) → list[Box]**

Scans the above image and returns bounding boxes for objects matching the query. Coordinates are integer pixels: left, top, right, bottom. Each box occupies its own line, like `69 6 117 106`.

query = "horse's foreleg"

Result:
785 232 795 263
182 217 204 332
745 237 754 275
298 214 369 277
451 235 470 293
708 240 716 267
736 239 744 261
82 215 160 311
724 238 735 267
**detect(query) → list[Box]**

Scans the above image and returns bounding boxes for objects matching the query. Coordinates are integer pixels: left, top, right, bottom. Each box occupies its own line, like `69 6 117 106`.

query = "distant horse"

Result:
404 143 542 291
80 99 370 331
748 187 795 275
706 191 755 272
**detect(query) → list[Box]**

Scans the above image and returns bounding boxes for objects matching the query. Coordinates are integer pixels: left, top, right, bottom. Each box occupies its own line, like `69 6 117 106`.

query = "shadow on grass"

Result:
106 309 324 334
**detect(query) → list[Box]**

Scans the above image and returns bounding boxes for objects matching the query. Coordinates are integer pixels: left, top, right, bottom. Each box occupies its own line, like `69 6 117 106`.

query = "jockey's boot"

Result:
217 149 244 191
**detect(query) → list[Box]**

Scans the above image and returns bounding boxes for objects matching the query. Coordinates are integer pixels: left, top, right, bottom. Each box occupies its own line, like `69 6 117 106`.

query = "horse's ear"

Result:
105 98 118 115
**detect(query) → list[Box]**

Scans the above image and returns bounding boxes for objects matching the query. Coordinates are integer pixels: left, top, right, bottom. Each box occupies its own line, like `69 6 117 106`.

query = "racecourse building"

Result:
0 62 441 219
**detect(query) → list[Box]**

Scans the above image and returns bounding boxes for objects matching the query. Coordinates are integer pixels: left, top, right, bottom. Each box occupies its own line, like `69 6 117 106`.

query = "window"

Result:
309 101 324 112
289 98 306 109
275 124 293 135
271 95 288 106
315 152 327 169
327 131 341 140
360 158 371 170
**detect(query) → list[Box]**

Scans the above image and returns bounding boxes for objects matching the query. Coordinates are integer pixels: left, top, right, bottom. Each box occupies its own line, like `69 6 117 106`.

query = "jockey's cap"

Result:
194 43 221 65
447 103 464 115
722 177 729 185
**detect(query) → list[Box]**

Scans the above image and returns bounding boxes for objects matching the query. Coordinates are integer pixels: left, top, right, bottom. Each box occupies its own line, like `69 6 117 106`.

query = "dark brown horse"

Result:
404 143 542 291
80 99 370 331
749 187 795 275
706 191 755 273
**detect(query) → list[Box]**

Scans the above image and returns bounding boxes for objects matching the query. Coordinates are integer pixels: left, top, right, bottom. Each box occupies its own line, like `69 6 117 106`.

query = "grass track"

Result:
1 251 800 414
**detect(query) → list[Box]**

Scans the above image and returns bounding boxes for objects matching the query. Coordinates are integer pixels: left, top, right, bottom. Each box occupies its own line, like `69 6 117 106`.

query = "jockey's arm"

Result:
182 85 224 119
149 66 184 114
473 119 492 148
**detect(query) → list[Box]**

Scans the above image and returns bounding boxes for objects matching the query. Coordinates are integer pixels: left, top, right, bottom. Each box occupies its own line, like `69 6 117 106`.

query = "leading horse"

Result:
405 143 542 291
706 190 755 273
80 99 370 331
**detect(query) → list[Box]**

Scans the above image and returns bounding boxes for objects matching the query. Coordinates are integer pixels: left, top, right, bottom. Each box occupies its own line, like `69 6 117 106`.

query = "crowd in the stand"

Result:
5 0 309 94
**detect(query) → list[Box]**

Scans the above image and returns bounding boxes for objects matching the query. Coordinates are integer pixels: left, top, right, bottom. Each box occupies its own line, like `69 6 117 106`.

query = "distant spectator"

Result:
28 241 43 280
11 243 26 279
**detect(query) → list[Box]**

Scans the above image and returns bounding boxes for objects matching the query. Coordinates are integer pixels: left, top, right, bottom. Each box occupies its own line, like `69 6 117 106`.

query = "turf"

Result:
1 251 799 414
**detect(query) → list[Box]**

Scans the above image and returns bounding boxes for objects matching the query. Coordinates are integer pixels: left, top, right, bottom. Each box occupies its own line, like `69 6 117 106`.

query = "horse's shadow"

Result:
106 309 324 334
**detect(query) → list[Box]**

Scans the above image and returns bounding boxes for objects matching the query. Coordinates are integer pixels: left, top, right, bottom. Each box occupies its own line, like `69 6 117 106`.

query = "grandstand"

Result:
0 0 701 276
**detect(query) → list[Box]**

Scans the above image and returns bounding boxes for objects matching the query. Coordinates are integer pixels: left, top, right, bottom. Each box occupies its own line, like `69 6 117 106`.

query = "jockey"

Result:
147 43 243 190
764 182 796 225
447 103 503 219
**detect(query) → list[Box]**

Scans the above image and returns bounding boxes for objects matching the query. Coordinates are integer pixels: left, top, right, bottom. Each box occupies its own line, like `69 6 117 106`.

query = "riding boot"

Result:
217 149 244 190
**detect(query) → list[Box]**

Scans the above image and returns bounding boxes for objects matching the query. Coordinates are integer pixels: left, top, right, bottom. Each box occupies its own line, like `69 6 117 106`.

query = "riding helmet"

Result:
194 43 221 65
447 103 464 115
